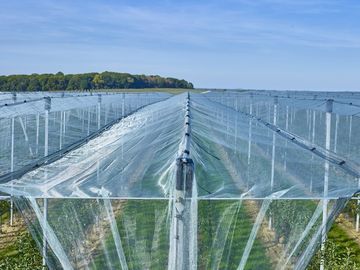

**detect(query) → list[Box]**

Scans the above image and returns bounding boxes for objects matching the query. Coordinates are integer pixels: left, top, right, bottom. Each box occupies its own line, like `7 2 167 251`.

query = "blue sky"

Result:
0 0 359 90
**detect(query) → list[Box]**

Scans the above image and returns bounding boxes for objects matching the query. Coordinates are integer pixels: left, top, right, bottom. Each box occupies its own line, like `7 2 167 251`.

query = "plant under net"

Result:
0 91 360 270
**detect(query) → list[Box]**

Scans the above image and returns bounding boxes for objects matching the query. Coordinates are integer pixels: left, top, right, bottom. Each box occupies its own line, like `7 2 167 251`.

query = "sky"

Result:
0 0 359 91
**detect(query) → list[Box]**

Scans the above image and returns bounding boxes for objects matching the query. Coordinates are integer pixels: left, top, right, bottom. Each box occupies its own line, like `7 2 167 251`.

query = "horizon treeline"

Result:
0 72 194 91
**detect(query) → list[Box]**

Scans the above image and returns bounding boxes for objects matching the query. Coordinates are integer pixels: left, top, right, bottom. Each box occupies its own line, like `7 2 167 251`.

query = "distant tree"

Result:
0 72 194 91
28 78 41 91
92 74 104 89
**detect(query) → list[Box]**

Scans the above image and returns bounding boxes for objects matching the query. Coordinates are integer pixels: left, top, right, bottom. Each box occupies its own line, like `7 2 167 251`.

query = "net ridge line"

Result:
0 95 172 184
201 95 360 180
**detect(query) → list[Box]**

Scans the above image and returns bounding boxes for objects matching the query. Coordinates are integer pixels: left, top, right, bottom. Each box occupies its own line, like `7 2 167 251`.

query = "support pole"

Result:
97 94 102 129
234 98 238 154
348 115 353 158
356 178 360 232
59 111 63 150
320 99 333 270
87 107 91 136
284 105 289 171
334 114 339 153
10 93 16 226
36 113 40 155
310 110 316 193
43 97 51 269
122 93 125 117
269 96 278 230
42 198 48 270
247 96 253 189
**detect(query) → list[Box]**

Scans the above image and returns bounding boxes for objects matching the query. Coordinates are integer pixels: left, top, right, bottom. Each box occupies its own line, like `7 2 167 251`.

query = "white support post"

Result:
122 93 125 118
59 111 63 150
44 97 50 157
320 99 333 270
43 97 51 269
10 118 14 226
334 114 339 153
63 111 66 138
97 94 102 129
348 115 353 158
10 118 15 173
42 198 48 269
284 105 289 171
36 113 40 155
247 97 253 189
234 98 238 154
87 107 91 136
10 93 16 226
310 110 316 193
81 109 85 132
356 178 360 232
269 96 278 230
105 105 108 125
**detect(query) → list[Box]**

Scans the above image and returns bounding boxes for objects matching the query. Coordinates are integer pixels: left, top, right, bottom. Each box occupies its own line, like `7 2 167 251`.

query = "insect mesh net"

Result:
0 91 359 270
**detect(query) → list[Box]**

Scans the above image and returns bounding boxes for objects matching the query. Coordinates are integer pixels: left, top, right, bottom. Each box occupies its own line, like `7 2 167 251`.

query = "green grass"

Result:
327 223 360 264
307 222 360 270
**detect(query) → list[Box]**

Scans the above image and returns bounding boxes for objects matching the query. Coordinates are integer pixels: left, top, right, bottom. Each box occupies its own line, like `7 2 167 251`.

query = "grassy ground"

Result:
307 222 360 270
0 206 43 270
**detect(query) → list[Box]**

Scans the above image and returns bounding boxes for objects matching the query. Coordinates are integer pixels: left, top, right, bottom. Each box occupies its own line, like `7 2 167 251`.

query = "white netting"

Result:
0 91 359 270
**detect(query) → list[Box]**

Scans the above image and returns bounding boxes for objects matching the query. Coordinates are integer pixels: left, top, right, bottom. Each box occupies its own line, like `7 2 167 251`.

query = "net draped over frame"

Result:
0 90 359 270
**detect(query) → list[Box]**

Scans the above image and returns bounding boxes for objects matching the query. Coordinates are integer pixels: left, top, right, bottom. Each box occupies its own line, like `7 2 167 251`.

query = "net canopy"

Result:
0 90 359 270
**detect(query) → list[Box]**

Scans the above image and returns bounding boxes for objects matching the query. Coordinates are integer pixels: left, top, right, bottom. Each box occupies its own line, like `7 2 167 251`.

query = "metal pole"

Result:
310 110 316 193
36 113 40 155
284 105 289 170
9 93 16 226
348 115 353 158
43 97 51 269
320 99 333 270
334 114 339 153
122 93 125 117
10 117 15 226
356 178 360 232
42 198 48 269
247 97 253 189
97 94 102 129
234 98 238 154
269 96 278 230
59 111 63 150
87 107 91 136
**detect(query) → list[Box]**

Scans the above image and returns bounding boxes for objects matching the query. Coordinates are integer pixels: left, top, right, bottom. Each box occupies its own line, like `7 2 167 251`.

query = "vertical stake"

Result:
36 113 40 155
269 96 278 230
43 97 51 269
356 178 360 232
10 93 16 226
334 114 339 153
247 95 253 189
320 99 333 270
122 93 125 117
97 94 102 129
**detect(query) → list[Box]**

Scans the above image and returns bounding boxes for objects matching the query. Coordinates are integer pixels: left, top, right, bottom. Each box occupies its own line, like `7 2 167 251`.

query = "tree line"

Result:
0 72 194 91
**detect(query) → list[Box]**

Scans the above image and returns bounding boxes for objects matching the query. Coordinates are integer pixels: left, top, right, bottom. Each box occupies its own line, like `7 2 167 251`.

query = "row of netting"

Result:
0 92 359 269
206 91 360 165
0 92 170 177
